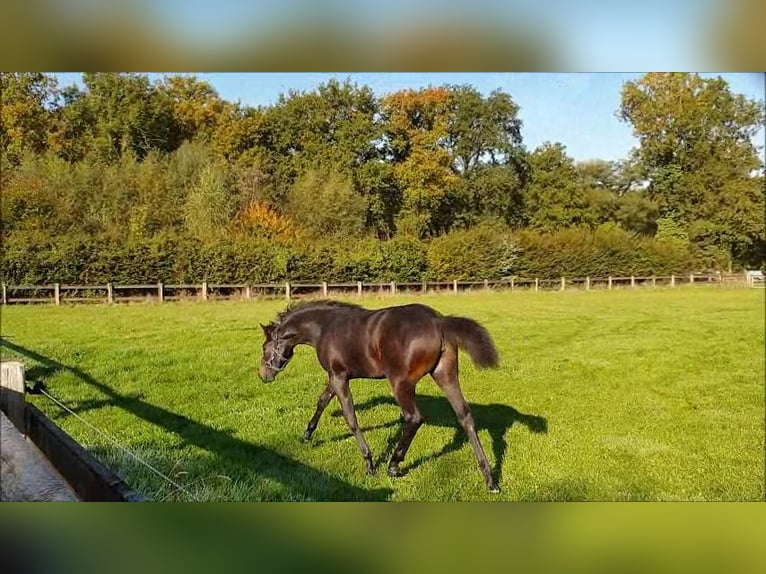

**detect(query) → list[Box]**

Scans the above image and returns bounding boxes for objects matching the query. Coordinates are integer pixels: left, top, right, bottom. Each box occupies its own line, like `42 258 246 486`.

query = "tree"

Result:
1 73 59 164
619 73 765 263
79 73 181 161
157 74 226 144
446 85 524 174
524 142 587 230
381 86 459 237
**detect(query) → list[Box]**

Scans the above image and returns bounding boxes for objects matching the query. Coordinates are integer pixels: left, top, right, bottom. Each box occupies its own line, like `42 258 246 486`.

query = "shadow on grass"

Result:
1 338 392 501
326 394 548 486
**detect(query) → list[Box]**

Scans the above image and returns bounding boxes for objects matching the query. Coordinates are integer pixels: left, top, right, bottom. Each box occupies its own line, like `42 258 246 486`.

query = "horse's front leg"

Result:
330 374 374 475
302 380 335 442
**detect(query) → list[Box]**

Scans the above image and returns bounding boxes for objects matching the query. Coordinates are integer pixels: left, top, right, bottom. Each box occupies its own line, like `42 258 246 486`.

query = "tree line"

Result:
1 72 763 284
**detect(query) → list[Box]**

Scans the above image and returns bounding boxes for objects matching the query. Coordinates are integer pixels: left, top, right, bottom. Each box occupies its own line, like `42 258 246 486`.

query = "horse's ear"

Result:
260 323 273 337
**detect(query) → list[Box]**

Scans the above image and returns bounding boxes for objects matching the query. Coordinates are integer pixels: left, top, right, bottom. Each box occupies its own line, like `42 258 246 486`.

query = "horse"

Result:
258 299 502 492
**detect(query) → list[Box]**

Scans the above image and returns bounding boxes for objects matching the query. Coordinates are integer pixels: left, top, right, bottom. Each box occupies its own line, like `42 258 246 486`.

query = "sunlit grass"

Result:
1 287 763 501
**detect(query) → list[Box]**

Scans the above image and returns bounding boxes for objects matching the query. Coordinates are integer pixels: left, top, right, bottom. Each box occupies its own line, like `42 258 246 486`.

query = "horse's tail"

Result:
440 316 499 369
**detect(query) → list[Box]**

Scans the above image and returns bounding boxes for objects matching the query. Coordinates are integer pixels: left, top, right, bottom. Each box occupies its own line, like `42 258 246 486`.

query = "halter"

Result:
264 338 291 372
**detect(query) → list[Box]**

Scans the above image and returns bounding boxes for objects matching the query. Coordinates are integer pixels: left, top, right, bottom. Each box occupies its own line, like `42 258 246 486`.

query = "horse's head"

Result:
259 322 296 383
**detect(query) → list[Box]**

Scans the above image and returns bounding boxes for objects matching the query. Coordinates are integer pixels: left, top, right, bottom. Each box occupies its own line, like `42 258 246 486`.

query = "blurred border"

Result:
1 503 765 574
1 1 764 71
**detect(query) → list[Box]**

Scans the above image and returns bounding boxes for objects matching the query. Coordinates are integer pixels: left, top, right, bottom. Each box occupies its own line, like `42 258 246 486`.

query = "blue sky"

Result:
54 72 764 163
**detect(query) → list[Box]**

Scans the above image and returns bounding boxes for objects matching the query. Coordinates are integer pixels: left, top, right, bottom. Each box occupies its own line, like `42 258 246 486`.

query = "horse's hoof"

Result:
488 484 501 494
301 432 312 443
387 466 402 478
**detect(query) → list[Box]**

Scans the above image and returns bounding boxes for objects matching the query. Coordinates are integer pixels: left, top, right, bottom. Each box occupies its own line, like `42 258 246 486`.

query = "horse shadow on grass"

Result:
0 338 392 501
325 394 548 486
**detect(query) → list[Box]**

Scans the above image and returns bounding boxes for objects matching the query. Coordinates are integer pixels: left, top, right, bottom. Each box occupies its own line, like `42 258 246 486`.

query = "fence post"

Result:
1 283 5 305
391 281 396 295
453 280 458 294
510 277 514 291
285 282 291 300
716 271 722 287
245 285 252 300
54 283 60 305
107 283 113 304
158 282 164 303
670 274 675 287
744 270 749 287
1 361 26 430
322 282 328 297
202 281 208 301
630 275 635 288
585 276 590 291
422 280 427 294
690 273 694 285
534 278 539 292
560 277 565 291
484 279 489 291
608 276 612 290
651 276 656 288
357 281 363 296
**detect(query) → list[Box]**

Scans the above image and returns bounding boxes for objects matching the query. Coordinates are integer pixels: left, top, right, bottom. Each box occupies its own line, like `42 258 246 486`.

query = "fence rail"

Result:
0 272 756 305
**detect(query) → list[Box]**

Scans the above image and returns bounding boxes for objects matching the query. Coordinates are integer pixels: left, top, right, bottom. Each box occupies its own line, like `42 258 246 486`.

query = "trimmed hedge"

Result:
0 226 697 286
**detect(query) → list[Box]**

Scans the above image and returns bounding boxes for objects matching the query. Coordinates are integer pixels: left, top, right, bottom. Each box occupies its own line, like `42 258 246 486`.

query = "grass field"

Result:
1 287 763 501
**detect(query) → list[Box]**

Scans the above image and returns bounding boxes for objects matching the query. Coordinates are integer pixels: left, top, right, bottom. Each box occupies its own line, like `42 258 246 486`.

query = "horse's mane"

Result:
275 299 364 324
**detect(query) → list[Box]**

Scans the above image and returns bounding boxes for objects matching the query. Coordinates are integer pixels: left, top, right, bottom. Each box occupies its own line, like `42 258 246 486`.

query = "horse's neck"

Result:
285 308 334 346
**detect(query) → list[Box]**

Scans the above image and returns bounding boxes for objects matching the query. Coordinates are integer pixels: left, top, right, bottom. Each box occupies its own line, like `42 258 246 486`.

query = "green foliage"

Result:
619 73 765 262
426 222 521 280
2 72 763 279
1 73 59 164
524 142 588 230
286 170 367 238
515 225 692 278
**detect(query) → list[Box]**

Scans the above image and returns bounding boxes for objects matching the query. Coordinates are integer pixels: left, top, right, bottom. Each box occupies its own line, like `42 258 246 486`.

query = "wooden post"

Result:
245 285 252 300
422 280 427 294
322 282 328 297
453 280 458 294
534 278 539 292
158 282 164 303
54 283 60 305
651 276 656 288
1 361 26 430
690 273 694 285
716 271 722 287
285 282 291 300
1 283 5 305
357 281 363 296
391 281 396 295
202 281 208 301
630 275 635 288
484 279 489 291
510 277 514 292
560 277 565 291
107 283 113 304
585 277 590 291
671 274 675 287
608 276 612 290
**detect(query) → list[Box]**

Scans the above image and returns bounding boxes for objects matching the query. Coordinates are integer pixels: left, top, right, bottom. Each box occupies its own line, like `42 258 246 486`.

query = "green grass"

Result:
1 287 763 501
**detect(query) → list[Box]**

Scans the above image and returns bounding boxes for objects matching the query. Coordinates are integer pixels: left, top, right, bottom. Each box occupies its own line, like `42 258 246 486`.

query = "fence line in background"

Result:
0 271 758 305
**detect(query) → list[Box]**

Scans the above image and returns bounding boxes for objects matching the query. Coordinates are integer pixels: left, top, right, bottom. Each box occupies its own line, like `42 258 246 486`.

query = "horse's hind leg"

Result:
330 374 375 475
432 352 499 493
387 380 424 477
302 380 335 442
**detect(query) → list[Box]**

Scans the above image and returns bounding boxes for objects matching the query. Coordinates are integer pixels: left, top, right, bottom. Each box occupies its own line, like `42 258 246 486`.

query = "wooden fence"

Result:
1 361 142 501
0 272 754 305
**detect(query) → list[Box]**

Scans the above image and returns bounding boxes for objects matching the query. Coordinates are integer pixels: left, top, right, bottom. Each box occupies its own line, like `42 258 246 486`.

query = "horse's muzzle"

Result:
259 366 275 383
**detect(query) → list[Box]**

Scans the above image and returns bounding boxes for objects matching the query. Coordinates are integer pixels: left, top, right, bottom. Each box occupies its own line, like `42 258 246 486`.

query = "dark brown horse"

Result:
259 300 501 492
